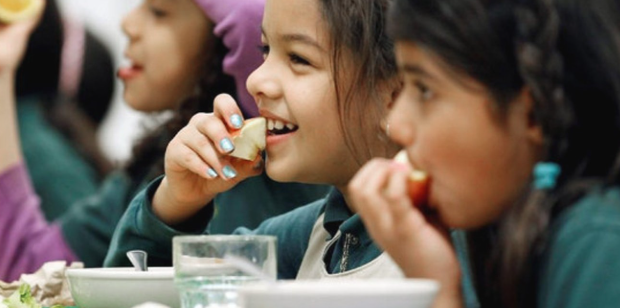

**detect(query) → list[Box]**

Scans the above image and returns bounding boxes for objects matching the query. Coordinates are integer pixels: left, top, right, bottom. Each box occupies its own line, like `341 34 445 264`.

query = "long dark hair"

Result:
125 38 236 182
318 0 400 164
388 0 620 306
16 0 63 99
16 0 116 177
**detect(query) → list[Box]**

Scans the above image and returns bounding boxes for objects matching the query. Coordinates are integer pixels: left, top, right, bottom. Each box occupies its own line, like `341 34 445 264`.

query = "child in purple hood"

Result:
0 0 328 281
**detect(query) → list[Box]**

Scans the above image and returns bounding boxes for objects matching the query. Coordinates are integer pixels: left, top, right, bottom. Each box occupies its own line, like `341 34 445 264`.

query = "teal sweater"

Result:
58 171 329 268
536 186 620 307
460 186 620 307
18 98 100 220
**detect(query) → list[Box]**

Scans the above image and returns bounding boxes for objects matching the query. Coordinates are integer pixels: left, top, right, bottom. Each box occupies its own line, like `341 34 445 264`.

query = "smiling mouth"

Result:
267 118 298 136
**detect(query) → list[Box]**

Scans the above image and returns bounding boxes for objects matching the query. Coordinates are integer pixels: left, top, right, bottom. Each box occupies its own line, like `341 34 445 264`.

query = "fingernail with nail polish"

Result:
207 168 218 178
220 138 235 153
222 166 237 179
230 114 243 129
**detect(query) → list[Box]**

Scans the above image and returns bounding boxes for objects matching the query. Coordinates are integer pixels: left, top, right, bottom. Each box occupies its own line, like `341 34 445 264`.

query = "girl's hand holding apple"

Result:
152 94 266 225
349 151 463 307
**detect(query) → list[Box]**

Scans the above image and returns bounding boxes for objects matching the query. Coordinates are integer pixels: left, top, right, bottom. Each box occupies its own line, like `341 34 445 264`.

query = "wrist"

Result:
0 71 14 86
152 177 215 225
0 67 16 80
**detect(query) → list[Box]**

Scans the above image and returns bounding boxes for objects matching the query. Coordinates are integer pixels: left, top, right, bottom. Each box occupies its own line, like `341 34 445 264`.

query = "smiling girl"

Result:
350 0 620 306
0 0 328 281
106 0 407 279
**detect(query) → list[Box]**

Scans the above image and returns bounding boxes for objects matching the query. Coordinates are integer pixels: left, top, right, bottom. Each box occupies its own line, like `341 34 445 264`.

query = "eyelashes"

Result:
289 53 310 66
258 44 311 66
414 81 434 102
148 5 167 18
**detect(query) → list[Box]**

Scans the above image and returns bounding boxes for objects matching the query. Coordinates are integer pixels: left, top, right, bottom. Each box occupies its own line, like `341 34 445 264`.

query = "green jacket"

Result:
18 97 100 220
60 171 329 267
537 186 620 308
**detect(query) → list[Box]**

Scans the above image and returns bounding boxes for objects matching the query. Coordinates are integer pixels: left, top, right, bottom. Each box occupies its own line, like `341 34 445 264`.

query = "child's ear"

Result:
520 87 544 146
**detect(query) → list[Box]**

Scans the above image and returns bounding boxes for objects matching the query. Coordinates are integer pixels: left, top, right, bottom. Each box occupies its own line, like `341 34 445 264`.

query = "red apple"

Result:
393 150 429 208
229 117 266 161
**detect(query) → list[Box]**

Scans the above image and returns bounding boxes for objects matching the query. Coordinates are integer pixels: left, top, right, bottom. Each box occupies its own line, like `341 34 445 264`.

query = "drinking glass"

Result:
173 235 277 308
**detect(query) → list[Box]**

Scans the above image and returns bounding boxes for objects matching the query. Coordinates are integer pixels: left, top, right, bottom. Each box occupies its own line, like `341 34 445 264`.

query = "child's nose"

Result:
246 61 281 103
121 7 141 41
387 94 416 147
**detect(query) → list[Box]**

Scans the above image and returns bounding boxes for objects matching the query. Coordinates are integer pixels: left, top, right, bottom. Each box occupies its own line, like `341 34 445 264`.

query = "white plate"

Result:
66 267 179 308
239 279 440 308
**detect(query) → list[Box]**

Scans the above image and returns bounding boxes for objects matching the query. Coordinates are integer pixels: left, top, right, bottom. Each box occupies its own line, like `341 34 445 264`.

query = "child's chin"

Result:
264 163 297 183
123 90 146 110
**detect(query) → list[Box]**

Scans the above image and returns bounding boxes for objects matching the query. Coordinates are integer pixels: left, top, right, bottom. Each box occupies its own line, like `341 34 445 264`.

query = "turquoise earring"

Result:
533 162 561 190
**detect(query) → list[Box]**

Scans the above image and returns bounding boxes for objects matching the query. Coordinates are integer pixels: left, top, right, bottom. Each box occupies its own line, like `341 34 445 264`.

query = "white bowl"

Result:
238 279 440 308
66 267 179 308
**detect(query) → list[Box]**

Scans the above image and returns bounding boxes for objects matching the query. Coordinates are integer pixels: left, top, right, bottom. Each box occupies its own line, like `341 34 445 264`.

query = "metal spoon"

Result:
126 250 148 271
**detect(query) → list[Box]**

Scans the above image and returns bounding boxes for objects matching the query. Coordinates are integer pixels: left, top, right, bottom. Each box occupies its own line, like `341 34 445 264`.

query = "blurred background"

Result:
56 0 145 165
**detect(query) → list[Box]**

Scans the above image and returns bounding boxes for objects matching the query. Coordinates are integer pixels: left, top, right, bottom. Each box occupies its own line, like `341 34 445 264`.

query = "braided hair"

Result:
388 0 620 306
491 0 568 305
500 1 620 306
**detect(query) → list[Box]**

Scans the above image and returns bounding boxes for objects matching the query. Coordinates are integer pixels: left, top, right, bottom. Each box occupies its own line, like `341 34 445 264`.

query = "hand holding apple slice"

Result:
393 150 430 208
229 117 266 161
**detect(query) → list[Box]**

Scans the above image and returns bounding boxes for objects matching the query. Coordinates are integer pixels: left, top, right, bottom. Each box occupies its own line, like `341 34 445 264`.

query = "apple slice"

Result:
393 150 429 208
229 117 266 161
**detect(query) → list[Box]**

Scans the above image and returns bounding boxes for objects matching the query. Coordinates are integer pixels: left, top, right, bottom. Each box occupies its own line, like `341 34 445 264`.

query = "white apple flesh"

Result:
393 150 430 208
229 117 267 161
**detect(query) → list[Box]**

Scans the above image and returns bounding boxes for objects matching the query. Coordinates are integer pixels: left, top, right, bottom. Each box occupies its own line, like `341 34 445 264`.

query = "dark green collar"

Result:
322 188 352 237
321 188 373 246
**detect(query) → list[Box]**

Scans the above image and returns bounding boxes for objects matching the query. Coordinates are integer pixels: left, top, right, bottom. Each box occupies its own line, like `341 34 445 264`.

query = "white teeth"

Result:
266 117 297 132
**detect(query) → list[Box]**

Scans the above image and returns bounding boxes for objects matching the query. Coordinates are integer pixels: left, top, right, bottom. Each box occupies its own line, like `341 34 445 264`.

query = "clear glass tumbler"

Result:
173 235 277 308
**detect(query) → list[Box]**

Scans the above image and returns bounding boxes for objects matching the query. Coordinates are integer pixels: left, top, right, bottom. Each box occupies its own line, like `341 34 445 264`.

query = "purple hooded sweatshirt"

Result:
0 0 265 282
0 163 78 282
195 0 264 117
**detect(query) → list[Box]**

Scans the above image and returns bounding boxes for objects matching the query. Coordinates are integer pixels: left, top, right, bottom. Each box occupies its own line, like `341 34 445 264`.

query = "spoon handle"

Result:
126 250 148 271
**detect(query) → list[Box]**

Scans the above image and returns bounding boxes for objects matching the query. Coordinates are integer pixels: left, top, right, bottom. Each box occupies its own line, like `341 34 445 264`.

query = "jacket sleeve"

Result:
103 176 214 268
57 171 133 267
538 228 620 308
538 190 620 308
0 163 77 282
